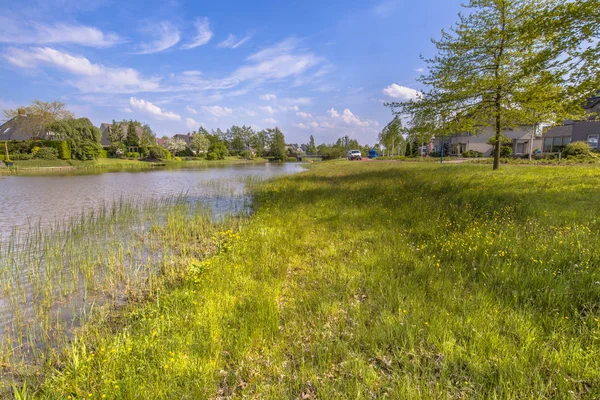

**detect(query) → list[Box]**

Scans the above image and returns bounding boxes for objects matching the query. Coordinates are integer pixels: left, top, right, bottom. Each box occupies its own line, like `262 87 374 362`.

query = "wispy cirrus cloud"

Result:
259 93 277 101
5 47 160 93
218 34 251 49
202 105 233 117
129 97 181 120
181 17 212 49
137 22 180 54
0 17 122 47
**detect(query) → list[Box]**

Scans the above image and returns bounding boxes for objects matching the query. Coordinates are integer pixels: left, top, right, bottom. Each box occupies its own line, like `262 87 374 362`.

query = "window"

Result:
562 136 571 146
544 138 553 152
587 135 599 148
516 143 525 154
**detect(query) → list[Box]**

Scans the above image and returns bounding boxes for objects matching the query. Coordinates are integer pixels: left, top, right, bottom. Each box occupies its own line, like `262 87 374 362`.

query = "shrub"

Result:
562 141 592 157
147 147 166 160
98 149 109 158
462 150 483 158
127 152 141 158
164 149 172 161
10 153 33 160
0 154 5 161
31 140 71 160
33 147 59 160
175 147 194 157
206 152 218 161
240 150 254 160
500 146 513 158
174 156 182 161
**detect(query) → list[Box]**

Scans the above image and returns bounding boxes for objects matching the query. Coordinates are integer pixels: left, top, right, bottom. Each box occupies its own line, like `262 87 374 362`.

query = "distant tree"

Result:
190 133 210 155
250 130 270 157
125 121 140 147
308 135 317 153
378 116 403 156
268 128 286 160
140 124 156 147
207 141 229 160
47 118 102 160
163 138 187 154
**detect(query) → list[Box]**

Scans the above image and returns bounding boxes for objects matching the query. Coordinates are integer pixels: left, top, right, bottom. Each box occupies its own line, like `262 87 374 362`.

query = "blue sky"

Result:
0 0 463 145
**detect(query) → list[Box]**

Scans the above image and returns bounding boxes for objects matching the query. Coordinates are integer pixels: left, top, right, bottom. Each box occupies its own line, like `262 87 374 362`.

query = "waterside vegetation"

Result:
7 161 600 398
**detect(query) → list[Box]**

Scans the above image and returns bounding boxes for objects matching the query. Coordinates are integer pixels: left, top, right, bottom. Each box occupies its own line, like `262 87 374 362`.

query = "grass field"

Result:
16 162 600 398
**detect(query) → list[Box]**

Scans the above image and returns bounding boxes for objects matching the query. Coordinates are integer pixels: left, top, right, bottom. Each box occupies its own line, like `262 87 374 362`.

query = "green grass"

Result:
17 162 600 398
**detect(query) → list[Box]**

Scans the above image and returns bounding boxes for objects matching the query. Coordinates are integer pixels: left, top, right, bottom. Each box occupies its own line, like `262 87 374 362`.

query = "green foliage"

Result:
33 147 58 160
240 150 254 160
207 141 229 160
500 146 513 158
462 150 484 158
147 147 166 160
174 156 182 162
125 121 140 147
98 149 109 158
127 152 141 159
47 118 102 160
562 141 592 157
190 133 210 155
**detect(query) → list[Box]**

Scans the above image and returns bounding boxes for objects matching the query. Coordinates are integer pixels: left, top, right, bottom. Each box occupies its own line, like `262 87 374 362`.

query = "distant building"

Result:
0 110 56 141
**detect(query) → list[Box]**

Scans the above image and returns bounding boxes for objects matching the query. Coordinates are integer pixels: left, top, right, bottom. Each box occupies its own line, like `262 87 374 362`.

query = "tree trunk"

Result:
529 125 535 161
493 112 501 170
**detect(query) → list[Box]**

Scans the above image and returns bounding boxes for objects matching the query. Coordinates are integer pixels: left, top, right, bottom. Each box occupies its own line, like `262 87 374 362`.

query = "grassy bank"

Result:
0 157 269 174
20 162 600 398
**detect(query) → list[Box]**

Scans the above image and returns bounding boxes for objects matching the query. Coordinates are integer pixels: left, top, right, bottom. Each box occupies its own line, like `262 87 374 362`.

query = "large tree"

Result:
390 0 584 169
267 128 286 160
378 116 404 156
47 118 102 160
190 133 210 155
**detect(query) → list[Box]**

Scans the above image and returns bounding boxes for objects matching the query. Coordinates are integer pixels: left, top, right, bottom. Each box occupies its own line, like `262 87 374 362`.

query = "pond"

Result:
0 163 305 238
0 163 306 363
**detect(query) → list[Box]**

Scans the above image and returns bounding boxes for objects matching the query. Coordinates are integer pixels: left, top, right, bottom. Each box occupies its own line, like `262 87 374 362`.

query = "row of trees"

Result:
387 0 600 169
166 125 288 160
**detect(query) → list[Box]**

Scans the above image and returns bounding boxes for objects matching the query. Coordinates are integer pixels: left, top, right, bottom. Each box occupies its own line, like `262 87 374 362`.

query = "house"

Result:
432 125 543 157
541 95 600 152
172 133 192 146
0 110 56 141
99 122 147 146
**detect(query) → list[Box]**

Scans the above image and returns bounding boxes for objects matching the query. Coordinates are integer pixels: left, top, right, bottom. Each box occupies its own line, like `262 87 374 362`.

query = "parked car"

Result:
347 150 362 160
368 149 379 159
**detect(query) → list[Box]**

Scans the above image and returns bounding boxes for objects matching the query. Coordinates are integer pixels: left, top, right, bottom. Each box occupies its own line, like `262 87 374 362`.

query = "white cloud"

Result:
382 84 421 100
182 70 202 76
263 118 278 124
259 106 276 114
137 22 180 54
181 17 212 49
293 122 309 130
239 108 257 117
259 93 277 101
218 34 251 49
186 117 199 129
185 106 198 114
130 97 181 120
5 47 160 93
0 18 122 47
280 105 299 112
415 68 425 73
296 112 312 119
122 107 133 113
328 108 339 118
202 105 233 117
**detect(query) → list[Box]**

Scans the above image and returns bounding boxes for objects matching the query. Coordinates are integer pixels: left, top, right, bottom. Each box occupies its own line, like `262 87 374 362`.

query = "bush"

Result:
98 149 109 158
31 140 71 160
33 147 59 160
500 146 513 158
0 154 4 161
175 147 194 157
127 152 141 159
562 141 592 157
10 153 33 160
240 150 254 160
147 147 166 160
206 152 218 161
174 156 182 162
164 149 172 161
462 150 483 158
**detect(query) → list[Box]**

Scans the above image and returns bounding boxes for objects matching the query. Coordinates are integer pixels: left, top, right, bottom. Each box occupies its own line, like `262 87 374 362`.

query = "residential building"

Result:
0 110 56 141
99 122 147 146
432 125 543 157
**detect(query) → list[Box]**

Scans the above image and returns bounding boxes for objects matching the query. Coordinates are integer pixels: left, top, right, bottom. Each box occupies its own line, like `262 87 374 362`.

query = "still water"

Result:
0 163 305 237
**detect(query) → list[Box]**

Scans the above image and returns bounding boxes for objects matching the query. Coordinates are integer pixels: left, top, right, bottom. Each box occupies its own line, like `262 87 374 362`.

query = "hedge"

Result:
98 149 109 158
1 140 71 160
